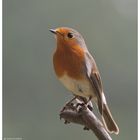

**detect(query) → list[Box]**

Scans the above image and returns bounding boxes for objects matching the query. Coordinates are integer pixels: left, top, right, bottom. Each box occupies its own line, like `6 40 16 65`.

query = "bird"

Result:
49 27 119 134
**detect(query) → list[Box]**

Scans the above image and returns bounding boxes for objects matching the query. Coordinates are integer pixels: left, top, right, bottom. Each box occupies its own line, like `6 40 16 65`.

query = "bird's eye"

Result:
67 32 73 38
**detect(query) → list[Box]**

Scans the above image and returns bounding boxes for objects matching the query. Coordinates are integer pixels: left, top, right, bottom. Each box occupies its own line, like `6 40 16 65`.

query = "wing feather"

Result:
85 51 103 114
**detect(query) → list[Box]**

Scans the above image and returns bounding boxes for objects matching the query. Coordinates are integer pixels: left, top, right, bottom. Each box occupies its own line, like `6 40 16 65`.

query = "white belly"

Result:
59 74 95 98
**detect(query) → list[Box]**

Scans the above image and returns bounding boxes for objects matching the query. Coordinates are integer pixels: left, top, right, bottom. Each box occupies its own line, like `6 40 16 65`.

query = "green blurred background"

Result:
3 0 137 139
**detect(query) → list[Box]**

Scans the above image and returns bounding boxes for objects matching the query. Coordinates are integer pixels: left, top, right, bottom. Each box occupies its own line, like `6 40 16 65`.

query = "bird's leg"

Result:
65 96 77 106
75 96 87 109
75 96 93 130
76 96 87 103
83 126 90 131
87 96 92 103
86 96 93 111
60 96 77 112
76 96 93 111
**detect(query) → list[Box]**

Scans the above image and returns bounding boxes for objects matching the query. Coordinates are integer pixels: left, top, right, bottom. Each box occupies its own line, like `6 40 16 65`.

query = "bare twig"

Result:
60 99 112 140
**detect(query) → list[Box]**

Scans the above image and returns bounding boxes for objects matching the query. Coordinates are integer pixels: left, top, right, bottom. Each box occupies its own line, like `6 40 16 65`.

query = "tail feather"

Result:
102 103 119 135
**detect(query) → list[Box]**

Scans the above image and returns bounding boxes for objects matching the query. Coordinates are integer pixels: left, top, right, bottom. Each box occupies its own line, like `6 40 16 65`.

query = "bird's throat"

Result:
53 44 85 79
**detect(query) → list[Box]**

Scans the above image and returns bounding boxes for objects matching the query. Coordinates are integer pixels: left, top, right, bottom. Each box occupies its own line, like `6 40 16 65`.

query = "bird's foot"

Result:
83 126 90 131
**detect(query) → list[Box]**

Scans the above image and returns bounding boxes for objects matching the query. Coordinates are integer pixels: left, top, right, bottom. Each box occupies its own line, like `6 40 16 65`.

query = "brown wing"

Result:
84 52 119 134
85 51 104 114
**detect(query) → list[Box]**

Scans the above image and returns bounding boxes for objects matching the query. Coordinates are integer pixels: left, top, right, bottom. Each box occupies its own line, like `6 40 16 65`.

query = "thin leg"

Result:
65 96 77 105
77 96 88 104
76 96 92 104
87 96 92 104
75 96 87 108
75 96 93 111
60 96 77 112
87 96 93 111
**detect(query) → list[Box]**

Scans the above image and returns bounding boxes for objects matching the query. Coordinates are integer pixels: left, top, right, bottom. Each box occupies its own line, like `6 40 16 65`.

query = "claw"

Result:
76 103 85 108
87 105 93 111
83 126 90 130
64 120 70 124
60 107 66 112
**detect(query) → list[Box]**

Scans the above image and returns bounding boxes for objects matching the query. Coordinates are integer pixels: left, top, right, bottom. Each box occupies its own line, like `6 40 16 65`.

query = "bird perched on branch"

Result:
50 27 119 134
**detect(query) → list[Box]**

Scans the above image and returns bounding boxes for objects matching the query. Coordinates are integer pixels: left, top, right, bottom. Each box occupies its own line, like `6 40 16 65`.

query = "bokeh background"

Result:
3 0 137 140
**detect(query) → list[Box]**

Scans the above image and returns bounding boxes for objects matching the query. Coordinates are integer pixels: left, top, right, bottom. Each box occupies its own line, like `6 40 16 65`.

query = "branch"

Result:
60 99 112 140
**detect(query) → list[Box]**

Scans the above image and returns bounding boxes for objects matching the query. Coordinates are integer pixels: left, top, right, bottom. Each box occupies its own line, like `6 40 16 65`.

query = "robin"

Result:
50 27 119 134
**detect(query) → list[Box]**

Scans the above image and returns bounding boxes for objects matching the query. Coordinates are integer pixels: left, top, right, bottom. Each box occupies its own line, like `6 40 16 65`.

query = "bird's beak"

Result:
49 29 57 34
49 28 63 37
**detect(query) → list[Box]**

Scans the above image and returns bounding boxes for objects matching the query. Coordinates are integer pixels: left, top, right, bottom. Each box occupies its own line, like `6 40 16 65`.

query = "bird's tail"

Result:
101 103 119 135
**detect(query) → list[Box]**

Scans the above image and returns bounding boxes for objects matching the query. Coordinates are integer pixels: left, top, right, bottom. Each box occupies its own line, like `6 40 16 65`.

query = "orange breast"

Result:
53 45 85 80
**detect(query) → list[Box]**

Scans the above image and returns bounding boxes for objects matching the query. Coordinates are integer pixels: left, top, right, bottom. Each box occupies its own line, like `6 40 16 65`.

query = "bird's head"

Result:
50 27 86 48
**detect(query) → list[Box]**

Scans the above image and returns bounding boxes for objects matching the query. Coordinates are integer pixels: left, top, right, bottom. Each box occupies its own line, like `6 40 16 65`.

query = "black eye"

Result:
67 32 73 38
